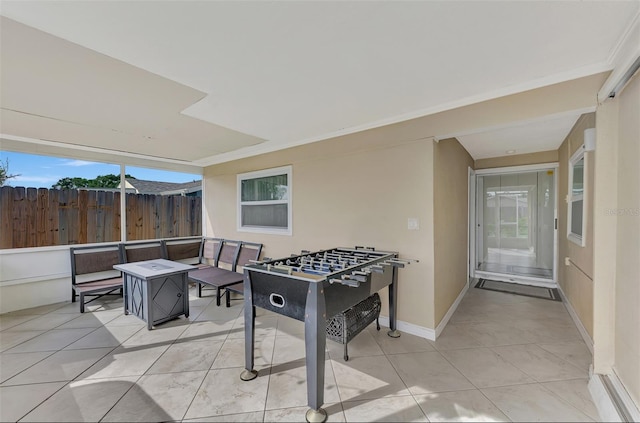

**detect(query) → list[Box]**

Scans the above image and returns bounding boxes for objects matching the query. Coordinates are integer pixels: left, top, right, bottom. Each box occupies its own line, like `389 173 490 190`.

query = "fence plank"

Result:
86 191 97 243
78 190 88 244
125 193 139 241
95 190 106 243
25 188 37 248
193 197 202 236
177 196 186 237
0 186 14 249
113 192 121 241
36 188 48 246
156 195 165 238
48 189 60 246
103 191 113 242
58 189 69 245
143 194 153 240
12 187 27 248
164 196 176 238
153 194 161 239
67 189 79 245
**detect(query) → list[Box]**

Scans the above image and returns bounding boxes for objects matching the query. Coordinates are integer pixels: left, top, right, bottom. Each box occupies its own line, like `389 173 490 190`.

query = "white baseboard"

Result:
377 282 469 342
378 316 436 341
589 372 640 422
556 284 594 354
435 282 469 338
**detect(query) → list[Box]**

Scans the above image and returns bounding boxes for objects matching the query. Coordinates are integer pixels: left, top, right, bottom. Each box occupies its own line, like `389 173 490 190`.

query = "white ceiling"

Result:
456 112 586 160
1 1 639 166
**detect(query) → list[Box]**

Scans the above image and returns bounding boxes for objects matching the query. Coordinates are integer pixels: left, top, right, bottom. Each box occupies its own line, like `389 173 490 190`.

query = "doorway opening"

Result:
471 164 558 288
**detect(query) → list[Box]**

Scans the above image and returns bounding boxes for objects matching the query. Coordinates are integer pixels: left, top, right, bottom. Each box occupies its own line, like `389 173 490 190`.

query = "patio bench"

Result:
120 240 166 263
70 244 124 313
188 239 262 306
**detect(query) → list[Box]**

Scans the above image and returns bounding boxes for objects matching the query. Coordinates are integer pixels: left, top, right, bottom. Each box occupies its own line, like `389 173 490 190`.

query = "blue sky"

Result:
0 151 200 188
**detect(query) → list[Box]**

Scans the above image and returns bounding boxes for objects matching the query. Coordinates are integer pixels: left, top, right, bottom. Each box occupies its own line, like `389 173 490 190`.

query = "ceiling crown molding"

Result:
598 9 640 103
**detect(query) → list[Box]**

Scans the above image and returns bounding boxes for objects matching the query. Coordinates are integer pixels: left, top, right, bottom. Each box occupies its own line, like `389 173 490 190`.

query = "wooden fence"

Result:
0 186 202 249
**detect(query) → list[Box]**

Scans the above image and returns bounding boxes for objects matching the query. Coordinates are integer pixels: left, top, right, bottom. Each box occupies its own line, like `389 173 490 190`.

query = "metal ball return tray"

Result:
326 292 381 361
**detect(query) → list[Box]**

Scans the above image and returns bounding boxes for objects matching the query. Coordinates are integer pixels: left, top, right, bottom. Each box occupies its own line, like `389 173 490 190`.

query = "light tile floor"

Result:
0 286 599 422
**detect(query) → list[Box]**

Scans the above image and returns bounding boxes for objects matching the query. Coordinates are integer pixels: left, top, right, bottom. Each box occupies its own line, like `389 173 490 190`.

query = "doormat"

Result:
475 279 561 301
507 265 553 278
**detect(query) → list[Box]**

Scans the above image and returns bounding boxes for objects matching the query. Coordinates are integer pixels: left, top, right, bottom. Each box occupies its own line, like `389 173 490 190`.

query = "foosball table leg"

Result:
240 303 258 381
241 276 258 381
304 283 328 422
387 264 401 338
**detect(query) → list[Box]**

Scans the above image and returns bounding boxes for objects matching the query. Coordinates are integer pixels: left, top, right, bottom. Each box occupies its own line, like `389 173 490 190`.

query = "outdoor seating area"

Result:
0 284 597 422
70 237 261 314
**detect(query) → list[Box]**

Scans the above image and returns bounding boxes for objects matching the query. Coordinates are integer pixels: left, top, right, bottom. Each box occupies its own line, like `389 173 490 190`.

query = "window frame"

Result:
567 146 587 247
237 165 292 236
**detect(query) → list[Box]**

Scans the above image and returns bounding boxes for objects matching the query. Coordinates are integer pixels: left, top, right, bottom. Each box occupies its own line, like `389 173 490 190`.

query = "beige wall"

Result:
557 113 595 339
204 134 436 329
475 150 558 170
614 74 640 406
593 99 618 375
593 73 640 410
433 138 474 325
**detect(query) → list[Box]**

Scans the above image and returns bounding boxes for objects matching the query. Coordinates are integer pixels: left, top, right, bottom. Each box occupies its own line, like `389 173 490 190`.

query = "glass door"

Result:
475 167 556 285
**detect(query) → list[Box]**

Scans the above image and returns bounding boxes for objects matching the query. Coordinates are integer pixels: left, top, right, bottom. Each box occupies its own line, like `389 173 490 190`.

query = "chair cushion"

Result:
225 282 243 294
188 267 243 288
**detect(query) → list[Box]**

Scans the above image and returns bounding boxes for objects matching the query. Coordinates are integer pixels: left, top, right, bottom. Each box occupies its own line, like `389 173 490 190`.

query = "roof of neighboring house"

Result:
124 178 201 195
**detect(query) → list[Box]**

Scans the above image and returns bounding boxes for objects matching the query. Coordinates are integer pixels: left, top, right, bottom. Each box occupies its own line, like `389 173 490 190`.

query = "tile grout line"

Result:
13 380 69 422
260 313 278 423
97 374 145 422
371 328 432 422
325 349 348 422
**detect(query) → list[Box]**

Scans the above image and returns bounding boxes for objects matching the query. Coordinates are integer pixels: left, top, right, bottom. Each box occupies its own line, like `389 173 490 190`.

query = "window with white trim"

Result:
237 166 292 235
568 147 586 246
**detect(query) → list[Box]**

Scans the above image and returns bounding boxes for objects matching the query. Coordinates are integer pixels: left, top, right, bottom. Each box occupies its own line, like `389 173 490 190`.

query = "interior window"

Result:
568 149 586 246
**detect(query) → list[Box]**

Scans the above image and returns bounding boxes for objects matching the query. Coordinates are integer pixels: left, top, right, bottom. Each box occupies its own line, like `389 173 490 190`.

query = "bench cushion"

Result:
73 277 123 293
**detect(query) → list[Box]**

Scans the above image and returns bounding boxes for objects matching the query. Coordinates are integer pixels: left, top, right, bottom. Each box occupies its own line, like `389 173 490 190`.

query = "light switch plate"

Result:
408 218 419 230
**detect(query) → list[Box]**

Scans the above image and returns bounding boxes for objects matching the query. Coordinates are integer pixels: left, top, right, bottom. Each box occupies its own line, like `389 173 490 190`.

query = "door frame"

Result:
468 167 476 287
469 163 559 288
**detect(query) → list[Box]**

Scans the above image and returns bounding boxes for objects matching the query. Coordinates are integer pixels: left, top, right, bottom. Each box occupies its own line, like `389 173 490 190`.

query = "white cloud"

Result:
58 159 95 167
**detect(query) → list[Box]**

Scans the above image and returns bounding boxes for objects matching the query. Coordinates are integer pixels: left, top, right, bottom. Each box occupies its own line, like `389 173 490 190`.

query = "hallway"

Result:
0 285 597 422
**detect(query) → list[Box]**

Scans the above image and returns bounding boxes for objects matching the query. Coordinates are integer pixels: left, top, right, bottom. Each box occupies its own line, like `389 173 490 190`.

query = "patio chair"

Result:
188 238 238 304
189 239 262 306
70 244 124 313
222 241 264 307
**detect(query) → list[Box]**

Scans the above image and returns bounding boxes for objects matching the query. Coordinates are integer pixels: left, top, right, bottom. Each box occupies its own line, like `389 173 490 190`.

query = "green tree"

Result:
0 158 20 186
52 174 135 189
52 177 90 189
89 174 128 188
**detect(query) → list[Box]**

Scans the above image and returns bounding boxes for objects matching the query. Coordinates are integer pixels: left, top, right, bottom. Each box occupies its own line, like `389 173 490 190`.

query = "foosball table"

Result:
239 247 413 422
